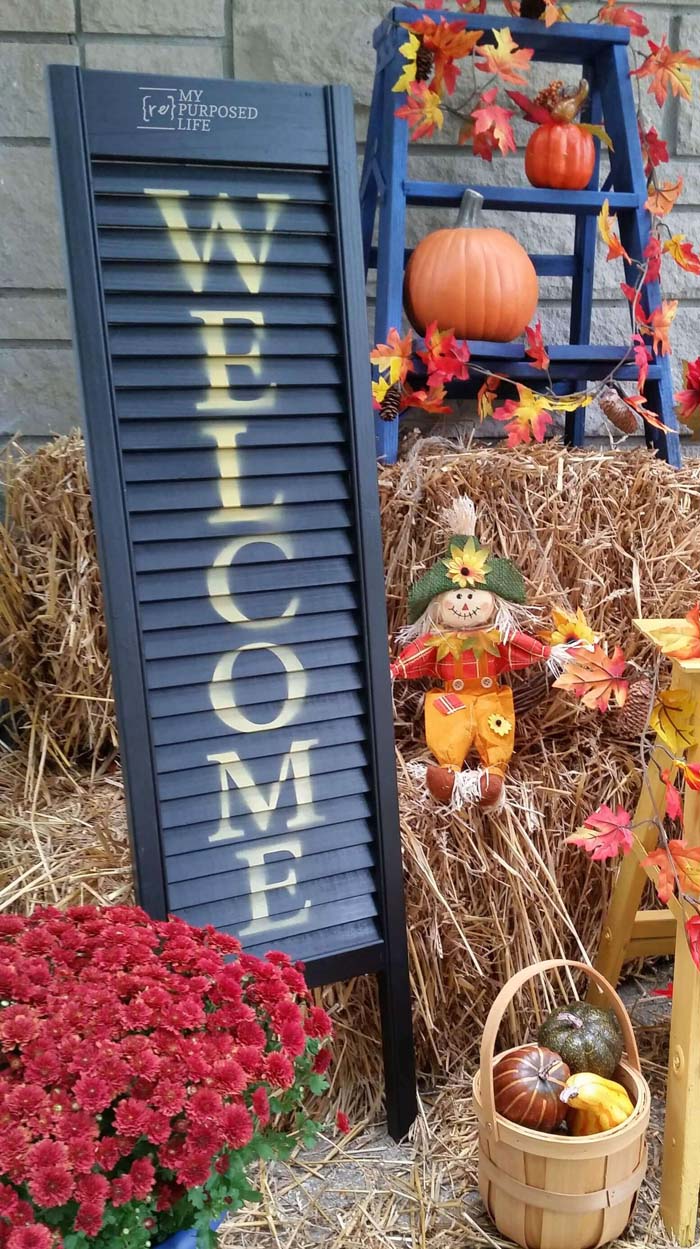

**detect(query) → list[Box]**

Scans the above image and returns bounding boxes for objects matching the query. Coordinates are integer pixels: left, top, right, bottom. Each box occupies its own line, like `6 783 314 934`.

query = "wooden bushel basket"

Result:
472 960 651 1249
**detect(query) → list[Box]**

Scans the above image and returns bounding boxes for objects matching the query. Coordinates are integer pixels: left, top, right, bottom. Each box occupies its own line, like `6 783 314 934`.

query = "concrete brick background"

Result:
1 0 698 449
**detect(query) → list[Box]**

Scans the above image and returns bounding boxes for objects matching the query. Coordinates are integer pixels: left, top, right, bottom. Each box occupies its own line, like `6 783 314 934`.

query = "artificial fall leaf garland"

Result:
374 1 700 443
570 603 700 974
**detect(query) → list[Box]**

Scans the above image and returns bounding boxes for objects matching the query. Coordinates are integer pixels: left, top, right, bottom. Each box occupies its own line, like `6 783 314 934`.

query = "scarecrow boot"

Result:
425 764 457 805
478 768 505 811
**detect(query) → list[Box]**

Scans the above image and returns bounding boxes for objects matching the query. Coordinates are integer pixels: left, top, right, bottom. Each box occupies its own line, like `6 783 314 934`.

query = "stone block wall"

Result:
1 0 698 448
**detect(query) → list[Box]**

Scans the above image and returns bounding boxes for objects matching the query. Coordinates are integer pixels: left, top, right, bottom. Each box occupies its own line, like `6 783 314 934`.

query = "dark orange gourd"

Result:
403 190 538 342
525 123 595 190
492 1044 570 1132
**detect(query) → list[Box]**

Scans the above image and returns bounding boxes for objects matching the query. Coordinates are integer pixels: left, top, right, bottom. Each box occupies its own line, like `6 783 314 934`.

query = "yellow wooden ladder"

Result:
588 620 700 1246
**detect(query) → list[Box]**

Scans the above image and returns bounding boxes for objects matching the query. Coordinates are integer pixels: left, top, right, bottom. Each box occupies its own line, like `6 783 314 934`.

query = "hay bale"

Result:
3 435 700 1112
0 434 115 765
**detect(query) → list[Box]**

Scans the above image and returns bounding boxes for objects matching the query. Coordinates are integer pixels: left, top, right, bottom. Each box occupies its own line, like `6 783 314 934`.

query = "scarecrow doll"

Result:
391 498 577 811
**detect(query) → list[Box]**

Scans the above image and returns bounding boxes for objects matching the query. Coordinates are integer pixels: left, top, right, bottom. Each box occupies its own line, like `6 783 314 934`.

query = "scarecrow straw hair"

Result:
3 434 700 1119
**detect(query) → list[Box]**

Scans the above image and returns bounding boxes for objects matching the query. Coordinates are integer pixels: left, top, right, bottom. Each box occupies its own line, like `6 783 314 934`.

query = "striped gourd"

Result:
492 1045 570 1132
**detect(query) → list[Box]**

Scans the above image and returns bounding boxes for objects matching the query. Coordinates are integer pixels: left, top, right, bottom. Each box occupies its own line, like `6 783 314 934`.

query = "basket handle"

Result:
479 959 641 1142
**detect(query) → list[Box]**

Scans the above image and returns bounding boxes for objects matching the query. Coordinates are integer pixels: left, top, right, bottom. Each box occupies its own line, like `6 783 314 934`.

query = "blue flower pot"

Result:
156 1216 224 1249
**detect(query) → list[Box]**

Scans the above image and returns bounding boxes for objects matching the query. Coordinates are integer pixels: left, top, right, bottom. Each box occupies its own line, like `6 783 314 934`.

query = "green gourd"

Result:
537 1002 623 1078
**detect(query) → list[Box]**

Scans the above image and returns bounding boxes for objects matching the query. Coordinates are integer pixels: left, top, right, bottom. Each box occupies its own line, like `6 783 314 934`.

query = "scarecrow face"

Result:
434 587 497 631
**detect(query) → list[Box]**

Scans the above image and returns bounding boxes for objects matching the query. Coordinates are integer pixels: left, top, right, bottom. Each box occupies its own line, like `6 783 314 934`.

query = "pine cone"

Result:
380 382 403 422
415 41 434 84
607 676 654 740
598 386 638 436
534 79 566 113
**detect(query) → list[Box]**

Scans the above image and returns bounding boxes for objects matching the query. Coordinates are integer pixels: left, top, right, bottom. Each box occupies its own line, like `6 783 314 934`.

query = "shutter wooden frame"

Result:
48 66 416 1138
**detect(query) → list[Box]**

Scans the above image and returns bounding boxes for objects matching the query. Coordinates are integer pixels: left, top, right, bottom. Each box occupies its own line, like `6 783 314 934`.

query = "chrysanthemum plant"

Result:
372 0 700 446
0 907 338 1249
568 606 700 978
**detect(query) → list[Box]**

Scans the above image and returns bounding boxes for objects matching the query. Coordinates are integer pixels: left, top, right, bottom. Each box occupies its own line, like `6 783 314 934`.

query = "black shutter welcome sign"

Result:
48 67 416 1137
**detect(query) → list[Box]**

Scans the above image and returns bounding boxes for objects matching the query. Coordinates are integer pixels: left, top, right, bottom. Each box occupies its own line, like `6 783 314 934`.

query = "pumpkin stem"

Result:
557 1011 585 1029
456 189 484 229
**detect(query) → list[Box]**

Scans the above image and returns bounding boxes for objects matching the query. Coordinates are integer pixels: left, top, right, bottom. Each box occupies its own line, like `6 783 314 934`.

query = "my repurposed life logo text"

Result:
138 86 259 132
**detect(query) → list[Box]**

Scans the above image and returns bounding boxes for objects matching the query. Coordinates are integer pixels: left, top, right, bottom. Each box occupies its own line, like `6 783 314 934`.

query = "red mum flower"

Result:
151 1079 185 1115
73 1072 113 1114
236 1020 266 1048
280 1022 306 1058
0 1125 30 1183
251 1087 270 1128
264 1051 294 1090
221 1102 254 1149
281 966 307 995
265 950 292 968
209 1058 246 1095
0 1006 39 1048
305 1006 333 1040
0 916 24 935
188 1087 223 1126
129 1155 155 1200
236 1045 264 1078
155 1180 183 1212
28 1165 74 1207
335 1110 350 1135
175 1150 212 1189
312 1047 333 1075
110 1175 133 1207
26 1140 68 1171
7 1228 54 1249
0 1183 19 1219
113 1097 151 1136
75 1173 109 1208
74 1204 104 1237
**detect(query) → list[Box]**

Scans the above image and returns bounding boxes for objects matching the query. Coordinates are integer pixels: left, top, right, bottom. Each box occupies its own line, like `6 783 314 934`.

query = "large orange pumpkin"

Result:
403 190 538 342
525 122 595 190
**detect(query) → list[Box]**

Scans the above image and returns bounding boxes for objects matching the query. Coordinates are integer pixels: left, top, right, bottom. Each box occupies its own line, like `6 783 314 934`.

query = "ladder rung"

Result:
404 182 641 214
408 344 660 386
368 248 575 277
391 9 630 54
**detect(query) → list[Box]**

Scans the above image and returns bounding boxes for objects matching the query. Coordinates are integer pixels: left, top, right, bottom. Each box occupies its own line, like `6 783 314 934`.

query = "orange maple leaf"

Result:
395 81 444 141
475 27 534 86
470 88 516 157
597 0 648 37
553 643 629 713
645 178 683 217
370 328 414 384
676 358 700 433
688 916 700 971
664 234 700 275
637 300 678 356
597 199 631 262
417 321 470 384
646 605 700 660
477 376 500 421
493 384 552 447
632 37 700 108
644 840 700 904
524 320 550 372
402 382 451 415
410 17 483 95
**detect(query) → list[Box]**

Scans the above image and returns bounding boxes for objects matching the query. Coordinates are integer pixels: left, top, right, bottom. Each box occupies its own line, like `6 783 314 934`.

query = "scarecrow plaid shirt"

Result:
390 630 550 684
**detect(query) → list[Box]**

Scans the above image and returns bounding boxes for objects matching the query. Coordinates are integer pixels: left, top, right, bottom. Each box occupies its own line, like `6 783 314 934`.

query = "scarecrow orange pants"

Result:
424 682 516 776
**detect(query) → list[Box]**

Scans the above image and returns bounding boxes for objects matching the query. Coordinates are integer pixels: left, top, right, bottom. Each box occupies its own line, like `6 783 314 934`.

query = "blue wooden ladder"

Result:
361 7 682 466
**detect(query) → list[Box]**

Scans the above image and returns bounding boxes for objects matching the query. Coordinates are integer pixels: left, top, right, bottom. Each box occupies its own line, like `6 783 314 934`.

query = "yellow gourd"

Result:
561 1072 635 1136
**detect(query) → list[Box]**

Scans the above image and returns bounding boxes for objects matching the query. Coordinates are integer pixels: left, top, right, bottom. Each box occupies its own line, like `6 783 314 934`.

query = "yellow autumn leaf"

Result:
546 607 597 647
546 393 594 412
650 687 698 754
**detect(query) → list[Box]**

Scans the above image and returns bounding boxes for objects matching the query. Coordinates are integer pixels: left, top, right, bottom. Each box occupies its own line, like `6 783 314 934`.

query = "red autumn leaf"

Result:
661 769 684 824
402 381 452 415
645 178 683 217
640 124 669 175
567 804 633 861
643 235 662 284
395 82 444 141
632 37 700 108
524 319 550 371
645 840 700 902
475 27 534 86
622 393 675 434
506 89 551 125
687 915 700 971
553 643 629 713
620 281 640 306
423 0 445 7
676 357 700 431
471 87 517 157
597 0 648 36
417 321 470 384
680 760 700 791
651 981 674 998
502 0 520 13
457 0 487 9
664 234 700 276
632 334 650 392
